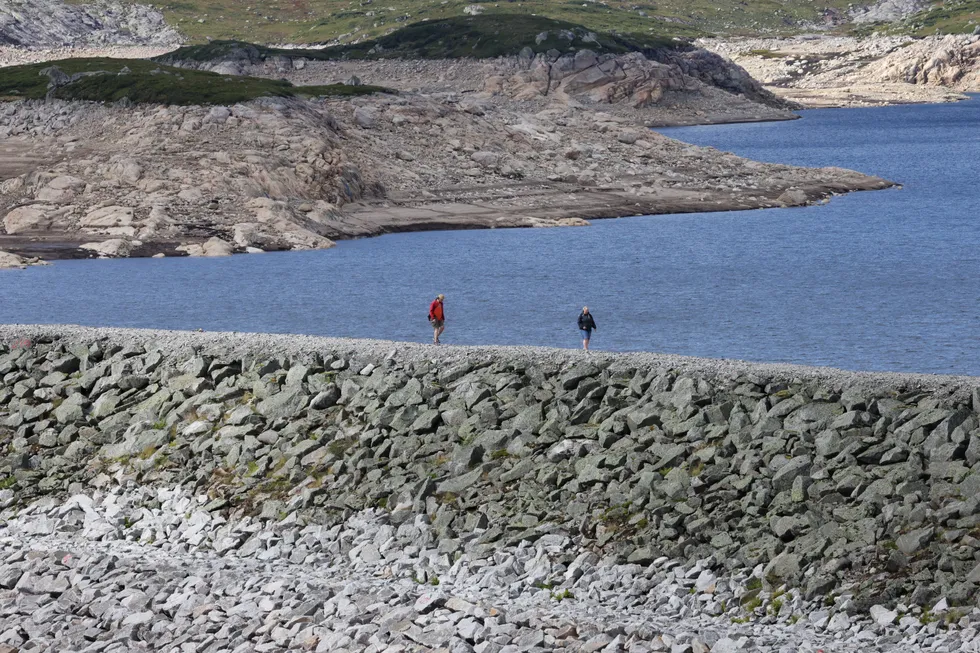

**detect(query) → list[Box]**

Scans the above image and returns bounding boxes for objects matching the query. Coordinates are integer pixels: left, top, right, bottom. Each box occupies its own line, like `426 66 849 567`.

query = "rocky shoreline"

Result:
0 31 906 263
1 325 979 651
704 35 980 109
0 87 891 262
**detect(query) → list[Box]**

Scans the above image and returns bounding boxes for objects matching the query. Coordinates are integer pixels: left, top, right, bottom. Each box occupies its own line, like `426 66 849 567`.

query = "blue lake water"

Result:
1 98 978 375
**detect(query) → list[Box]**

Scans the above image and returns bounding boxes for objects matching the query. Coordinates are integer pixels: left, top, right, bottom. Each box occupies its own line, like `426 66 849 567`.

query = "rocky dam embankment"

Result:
1 325 979 652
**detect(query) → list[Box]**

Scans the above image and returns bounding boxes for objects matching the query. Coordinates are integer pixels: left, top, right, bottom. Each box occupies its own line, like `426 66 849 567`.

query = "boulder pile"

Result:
1 326 980 651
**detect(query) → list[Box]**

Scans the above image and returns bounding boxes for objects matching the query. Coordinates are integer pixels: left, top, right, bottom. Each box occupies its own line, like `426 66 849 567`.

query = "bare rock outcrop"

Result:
704 34 980 108
867 34 980 90
486 50 694 109
0 98 371 257
850 0 928 23
0 0 182 48
0 249 46 268
179 41 797 115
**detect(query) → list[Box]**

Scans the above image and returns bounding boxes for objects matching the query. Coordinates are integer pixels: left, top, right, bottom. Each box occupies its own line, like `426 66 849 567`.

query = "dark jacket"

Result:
578 312 597 331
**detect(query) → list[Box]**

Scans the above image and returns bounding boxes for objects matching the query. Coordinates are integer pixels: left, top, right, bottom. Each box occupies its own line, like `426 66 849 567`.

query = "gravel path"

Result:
2 324 978 395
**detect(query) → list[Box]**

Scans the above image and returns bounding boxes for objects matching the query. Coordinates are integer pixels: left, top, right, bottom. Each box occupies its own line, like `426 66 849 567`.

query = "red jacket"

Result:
429 299 444 321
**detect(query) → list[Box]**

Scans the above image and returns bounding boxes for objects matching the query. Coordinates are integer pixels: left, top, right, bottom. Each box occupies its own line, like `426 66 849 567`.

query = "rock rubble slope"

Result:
0 0 181 48
0 45 173 69
1 325 980 652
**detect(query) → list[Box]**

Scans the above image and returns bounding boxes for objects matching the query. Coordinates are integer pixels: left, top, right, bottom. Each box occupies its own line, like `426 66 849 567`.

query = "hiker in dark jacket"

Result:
578 306 597 351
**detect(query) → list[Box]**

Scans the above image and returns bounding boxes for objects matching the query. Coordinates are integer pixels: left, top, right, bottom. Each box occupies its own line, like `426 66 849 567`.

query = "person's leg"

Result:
436 323 444 343
582 330 590 350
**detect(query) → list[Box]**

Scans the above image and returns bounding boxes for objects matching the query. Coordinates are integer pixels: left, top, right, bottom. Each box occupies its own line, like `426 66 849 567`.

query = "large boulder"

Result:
36 176 84 204
177 237 235 257
107 159 143 184
354 106 379 129
244 198 336 250
80 206 135 234
80 239 140 258
0 251 43 269
4 204 57 234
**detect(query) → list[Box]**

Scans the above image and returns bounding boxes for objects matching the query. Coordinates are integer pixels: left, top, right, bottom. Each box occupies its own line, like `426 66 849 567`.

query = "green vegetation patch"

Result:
159 15 685 66
0 58 388 106
320 15 681 59
903 0 980 35
746 48 789 59
851 0 980 36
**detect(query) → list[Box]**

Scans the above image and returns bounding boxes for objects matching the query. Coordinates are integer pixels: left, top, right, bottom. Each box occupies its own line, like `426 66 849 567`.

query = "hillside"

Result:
895 0 980 35
157 15 681 67
0 58 386 105
13 0 980 54
83 0 873 45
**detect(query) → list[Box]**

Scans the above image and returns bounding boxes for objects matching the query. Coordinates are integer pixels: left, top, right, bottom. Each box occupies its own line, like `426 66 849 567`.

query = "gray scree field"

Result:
1 325 979 652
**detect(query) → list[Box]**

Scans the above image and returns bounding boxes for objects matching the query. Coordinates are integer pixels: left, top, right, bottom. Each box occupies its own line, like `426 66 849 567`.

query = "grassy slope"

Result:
110 0 868 45
847 0 980 36
903 0 980 35
158 15 682 65
0 58 387 105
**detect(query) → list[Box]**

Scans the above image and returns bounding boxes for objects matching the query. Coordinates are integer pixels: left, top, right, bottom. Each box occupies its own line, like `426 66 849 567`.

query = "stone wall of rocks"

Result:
2 326 980 651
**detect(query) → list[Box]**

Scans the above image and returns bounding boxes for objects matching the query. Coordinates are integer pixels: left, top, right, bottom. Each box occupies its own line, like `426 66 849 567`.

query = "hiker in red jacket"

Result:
428 294 445 344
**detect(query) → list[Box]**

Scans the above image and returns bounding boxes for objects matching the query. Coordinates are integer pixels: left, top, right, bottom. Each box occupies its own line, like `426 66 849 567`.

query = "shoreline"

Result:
768 84 971 109
4 324 978 392
0 173 895 261
333 173 894 246
641 111 800 128
0 92 894 264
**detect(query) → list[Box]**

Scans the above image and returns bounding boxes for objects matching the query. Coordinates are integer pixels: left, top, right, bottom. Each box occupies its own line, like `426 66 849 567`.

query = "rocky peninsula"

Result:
1 325 979 652
0 34 893 261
